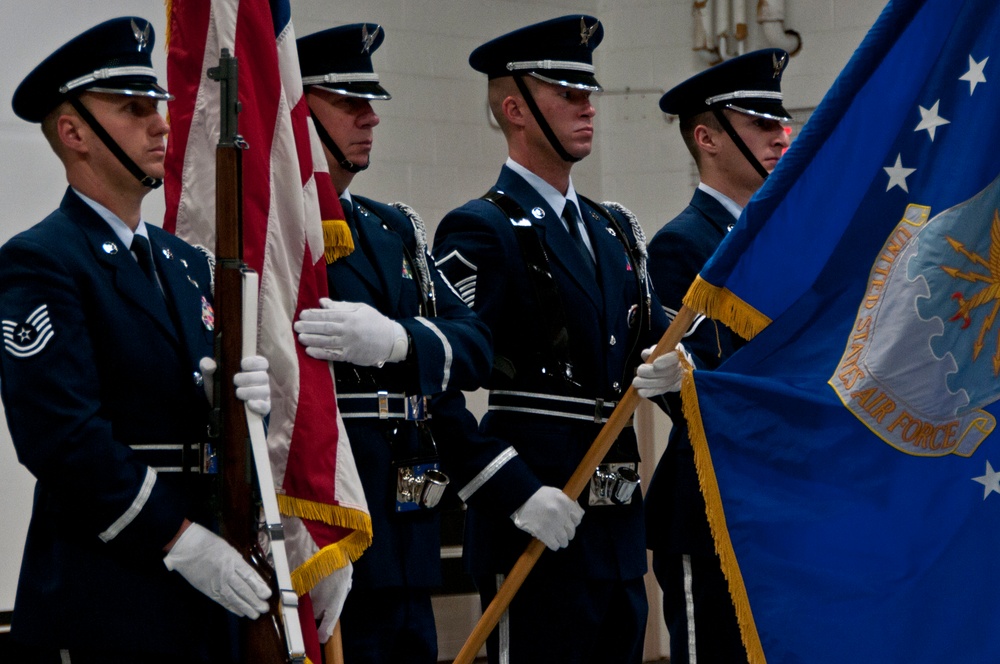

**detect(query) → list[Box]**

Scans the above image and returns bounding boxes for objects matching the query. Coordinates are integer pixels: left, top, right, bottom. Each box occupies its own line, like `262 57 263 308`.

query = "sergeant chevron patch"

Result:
435 249 478 308
3 304 55 358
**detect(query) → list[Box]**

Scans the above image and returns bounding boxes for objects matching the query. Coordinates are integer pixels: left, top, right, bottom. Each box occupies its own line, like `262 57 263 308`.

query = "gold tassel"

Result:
323 219 354 263
682 363 767 664
683 275 772 342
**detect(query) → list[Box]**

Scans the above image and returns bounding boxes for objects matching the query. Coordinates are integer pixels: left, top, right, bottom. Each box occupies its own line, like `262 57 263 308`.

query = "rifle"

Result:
208 48 306 664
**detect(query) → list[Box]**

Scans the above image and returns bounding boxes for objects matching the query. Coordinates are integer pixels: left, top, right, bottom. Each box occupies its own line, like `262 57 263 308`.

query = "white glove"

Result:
234 355 271 416
511 486 584 551
163 522 272 618
199 356 271 416
632 343 689 398
311 561 353 644
294 299 408 367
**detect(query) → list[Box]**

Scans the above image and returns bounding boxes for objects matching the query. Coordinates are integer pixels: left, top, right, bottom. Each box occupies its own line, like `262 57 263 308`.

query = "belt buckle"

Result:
405 395 428 421
378 390 389 419
201 441 218 474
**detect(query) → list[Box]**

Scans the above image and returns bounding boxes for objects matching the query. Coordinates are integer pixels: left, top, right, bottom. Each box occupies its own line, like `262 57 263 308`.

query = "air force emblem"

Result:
772 51 787 78
131 19 151 52
361 24 382 54
831 177 1000 458
579 17 599 46
3 304 55 358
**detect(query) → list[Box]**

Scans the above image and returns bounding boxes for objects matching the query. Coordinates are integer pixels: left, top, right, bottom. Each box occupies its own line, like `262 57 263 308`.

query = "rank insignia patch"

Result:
3 304 55 358
436 249 478 308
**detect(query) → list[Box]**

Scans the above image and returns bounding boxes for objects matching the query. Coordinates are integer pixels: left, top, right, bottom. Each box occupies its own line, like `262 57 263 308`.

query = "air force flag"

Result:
679 0 1000 661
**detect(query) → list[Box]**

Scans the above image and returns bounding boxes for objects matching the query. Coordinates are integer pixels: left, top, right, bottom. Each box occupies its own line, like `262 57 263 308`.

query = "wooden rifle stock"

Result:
209 48 294 664
453 306 697 664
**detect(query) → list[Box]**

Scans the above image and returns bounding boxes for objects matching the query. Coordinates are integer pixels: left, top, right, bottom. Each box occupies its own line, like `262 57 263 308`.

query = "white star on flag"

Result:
914 100 950 141
883 154 916 192
959 54 988 95
972 460 1000 500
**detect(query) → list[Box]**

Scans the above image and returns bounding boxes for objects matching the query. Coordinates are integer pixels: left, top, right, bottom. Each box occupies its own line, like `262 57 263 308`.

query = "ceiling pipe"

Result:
757 0 803 56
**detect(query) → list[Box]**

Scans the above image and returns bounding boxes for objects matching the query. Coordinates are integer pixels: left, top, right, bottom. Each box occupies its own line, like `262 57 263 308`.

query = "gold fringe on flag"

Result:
277 494 373 533
278 494 373 595
681 361 767 664
323 218 354 263
290 528 372 597
683 274 772 342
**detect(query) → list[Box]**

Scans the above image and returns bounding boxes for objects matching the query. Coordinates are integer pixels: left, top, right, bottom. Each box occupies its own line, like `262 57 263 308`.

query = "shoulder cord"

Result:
391 201 437 317
578 196 653 327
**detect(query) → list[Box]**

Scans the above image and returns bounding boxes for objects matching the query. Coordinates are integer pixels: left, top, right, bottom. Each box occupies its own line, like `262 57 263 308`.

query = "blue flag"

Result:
680 0 1000 661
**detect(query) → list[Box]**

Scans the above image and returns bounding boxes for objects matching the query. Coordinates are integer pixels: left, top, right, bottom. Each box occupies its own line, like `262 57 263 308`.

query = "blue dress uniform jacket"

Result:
0 189 228 659
433 165 670 581
644 188 745 557
327 195 493 589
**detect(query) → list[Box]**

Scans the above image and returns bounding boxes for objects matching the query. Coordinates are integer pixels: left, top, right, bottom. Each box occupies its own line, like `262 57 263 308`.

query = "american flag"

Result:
163 1 371 659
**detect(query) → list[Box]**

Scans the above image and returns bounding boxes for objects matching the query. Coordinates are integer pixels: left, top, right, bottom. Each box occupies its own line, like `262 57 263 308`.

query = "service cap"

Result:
12 17 171 123
469 15 604 92
659 48 790 122
297 23 391 100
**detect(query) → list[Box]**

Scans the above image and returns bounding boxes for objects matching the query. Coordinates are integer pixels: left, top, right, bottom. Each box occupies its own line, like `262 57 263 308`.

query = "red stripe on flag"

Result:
163 1 210 234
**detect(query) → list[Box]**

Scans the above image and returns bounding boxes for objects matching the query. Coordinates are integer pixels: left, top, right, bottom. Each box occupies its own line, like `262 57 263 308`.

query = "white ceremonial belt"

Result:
338 391 430 421
487 390 631 425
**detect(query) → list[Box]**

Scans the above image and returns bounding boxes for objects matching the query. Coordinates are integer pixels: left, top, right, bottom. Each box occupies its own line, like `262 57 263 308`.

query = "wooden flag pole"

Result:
452 306 696 664
324 621 345 664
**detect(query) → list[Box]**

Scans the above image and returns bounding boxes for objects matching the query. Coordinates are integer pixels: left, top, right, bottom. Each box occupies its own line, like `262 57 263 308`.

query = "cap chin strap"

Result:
68 97 162 189
711 108 770 181
513 75 581 164
309 110 369 174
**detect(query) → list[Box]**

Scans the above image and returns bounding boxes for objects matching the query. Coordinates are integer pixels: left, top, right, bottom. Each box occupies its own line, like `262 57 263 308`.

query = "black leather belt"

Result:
487 390 631 425
338 391 430 420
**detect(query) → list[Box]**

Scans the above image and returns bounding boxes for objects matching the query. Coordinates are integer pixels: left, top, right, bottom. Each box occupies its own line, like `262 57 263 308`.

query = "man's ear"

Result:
502 94 528 128
57 113 89 155
693 123 722 157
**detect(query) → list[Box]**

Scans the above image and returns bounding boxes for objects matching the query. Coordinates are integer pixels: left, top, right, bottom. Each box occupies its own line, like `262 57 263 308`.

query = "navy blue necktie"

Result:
131 234 157 284
563 200 595 273
341 198 355 226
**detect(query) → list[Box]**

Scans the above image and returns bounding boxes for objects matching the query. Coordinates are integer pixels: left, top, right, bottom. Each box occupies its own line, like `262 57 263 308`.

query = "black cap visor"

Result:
528 70 602 92
86 77 173 101
724 100 791 123
312 81 391 100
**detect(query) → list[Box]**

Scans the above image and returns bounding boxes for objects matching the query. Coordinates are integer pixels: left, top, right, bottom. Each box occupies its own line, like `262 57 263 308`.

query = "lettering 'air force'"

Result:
831 175 1000 457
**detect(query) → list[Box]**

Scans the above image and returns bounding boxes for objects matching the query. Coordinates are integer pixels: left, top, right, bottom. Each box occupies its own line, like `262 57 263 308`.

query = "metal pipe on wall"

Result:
693 0 722 65
757 0 803 55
